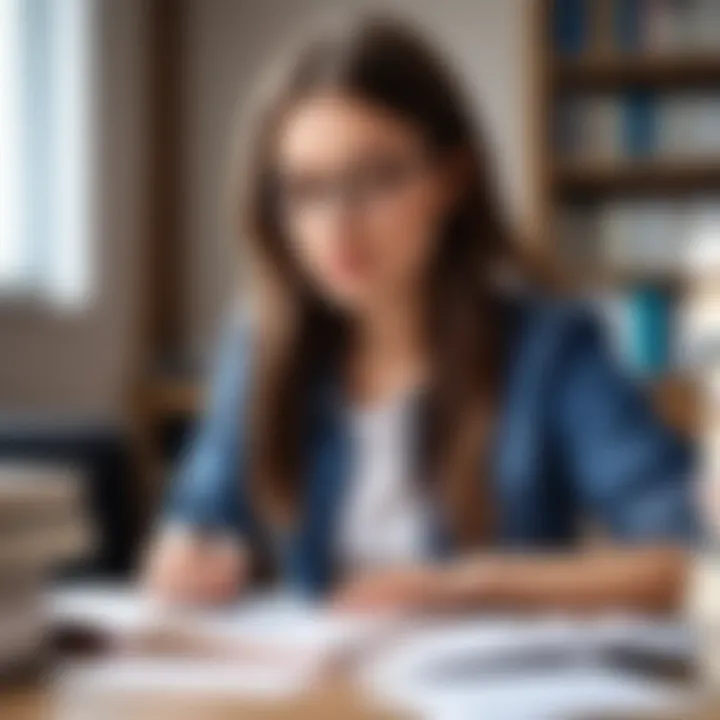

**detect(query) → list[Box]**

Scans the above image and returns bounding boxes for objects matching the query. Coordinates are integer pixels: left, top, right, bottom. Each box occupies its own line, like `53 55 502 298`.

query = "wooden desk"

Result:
1 680 401 720
0 652 713 720
5 680 720 720
2 687 46 720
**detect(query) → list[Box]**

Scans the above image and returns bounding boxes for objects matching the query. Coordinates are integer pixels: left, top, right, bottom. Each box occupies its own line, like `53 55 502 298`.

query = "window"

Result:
0 0 94 308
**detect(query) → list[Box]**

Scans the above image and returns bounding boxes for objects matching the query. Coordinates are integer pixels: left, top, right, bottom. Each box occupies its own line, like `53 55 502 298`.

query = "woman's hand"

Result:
142 527 248 607
331 565 452 615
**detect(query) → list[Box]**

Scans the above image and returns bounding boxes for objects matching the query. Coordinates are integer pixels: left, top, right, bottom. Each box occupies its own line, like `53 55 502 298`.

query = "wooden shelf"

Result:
146 377 202 418
553 160 720 195
600 268 720 290
554 54 720 90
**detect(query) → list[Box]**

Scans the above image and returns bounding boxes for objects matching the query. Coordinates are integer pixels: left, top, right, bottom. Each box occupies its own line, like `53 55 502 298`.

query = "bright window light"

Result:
0 0 95 308
0 0 26 290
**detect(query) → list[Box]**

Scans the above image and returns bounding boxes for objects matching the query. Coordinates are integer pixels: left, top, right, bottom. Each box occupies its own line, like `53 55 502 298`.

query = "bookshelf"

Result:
528 0 720 435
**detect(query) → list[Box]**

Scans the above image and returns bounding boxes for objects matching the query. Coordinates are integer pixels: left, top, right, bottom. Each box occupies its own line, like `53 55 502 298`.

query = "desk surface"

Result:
0 640 711 720
1 681 402 720
5 681 720 720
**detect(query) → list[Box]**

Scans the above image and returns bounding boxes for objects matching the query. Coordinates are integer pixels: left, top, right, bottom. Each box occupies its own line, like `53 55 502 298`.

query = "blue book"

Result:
552 0 588 56
614 0 643 52
627 285 672 375
622 91 657 158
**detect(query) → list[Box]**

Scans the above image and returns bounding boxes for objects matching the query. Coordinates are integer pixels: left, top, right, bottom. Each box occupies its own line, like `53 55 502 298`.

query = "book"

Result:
556 91 720 162
555 96 623 161
0 465 92 677
658 93 720 159
556 202 601 272
552 0 589 56
626 284 674 374
644 0 677 54
0 464 82 512
614 0 644 52
589 0 616 55
590 96 623 161
601 200 683 273
622 91 657 158
554 0 720 56
0 464 94 571
620 0 720 54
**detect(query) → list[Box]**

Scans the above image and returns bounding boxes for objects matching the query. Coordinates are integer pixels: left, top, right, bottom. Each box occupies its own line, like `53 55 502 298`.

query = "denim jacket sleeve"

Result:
550 309 698 543
163 321 252 535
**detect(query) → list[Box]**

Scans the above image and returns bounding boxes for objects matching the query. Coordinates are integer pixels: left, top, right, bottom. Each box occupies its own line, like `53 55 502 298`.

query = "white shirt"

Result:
336 394 429 573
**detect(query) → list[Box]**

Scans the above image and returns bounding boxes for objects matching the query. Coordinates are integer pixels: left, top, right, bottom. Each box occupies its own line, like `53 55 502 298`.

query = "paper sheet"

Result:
50 584 695 715
55 656 315 700
187 592 401 657
360 614 694 688
360 615 694 719
50 584 400 662
49 584 402 699
369 665 688 720
50 583 162 635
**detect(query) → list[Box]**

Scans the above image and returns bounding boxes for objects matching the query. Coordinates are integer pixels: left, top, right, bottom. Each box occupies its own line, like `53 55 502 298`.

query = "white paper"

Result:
55 656 313 700
371 665 687 720
360 615 693 720
189 592 399 656
51 584 402 665
50 583 164 635
49 584 404 700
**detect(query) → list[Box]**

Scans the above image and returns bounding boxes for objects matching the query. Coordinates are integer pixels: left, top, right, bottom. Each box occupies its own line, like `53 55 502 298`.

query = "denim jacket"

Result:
165 299 696 595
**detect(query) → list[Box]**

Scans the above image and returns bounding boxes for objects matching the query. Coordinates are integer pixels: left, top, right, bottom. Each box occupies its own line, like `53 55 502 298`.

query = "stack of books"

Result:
557 92 720 163
0 464 93 677
553 0 720 57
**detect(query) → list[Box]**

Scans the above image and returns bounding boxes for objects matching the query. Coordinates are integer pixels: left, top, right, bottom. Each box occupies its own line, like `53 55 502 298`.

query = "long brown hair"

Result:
234 15 525 546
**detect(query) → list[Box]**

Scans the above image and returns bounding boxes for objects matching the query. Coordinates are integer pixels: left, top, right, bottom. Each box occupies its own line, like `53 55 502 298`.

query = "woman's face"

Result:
274 92 455 312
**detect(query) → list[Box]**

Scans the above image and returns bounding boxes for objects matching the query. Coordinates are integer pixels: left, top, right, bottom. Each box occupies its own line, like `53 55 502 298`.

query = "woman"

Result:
145 17 695 614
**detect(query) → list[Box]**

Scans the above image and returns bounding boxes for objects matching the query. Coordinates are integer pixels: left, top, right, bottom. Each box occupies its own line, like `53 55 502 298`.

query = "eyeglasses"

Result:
274 151 434 219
